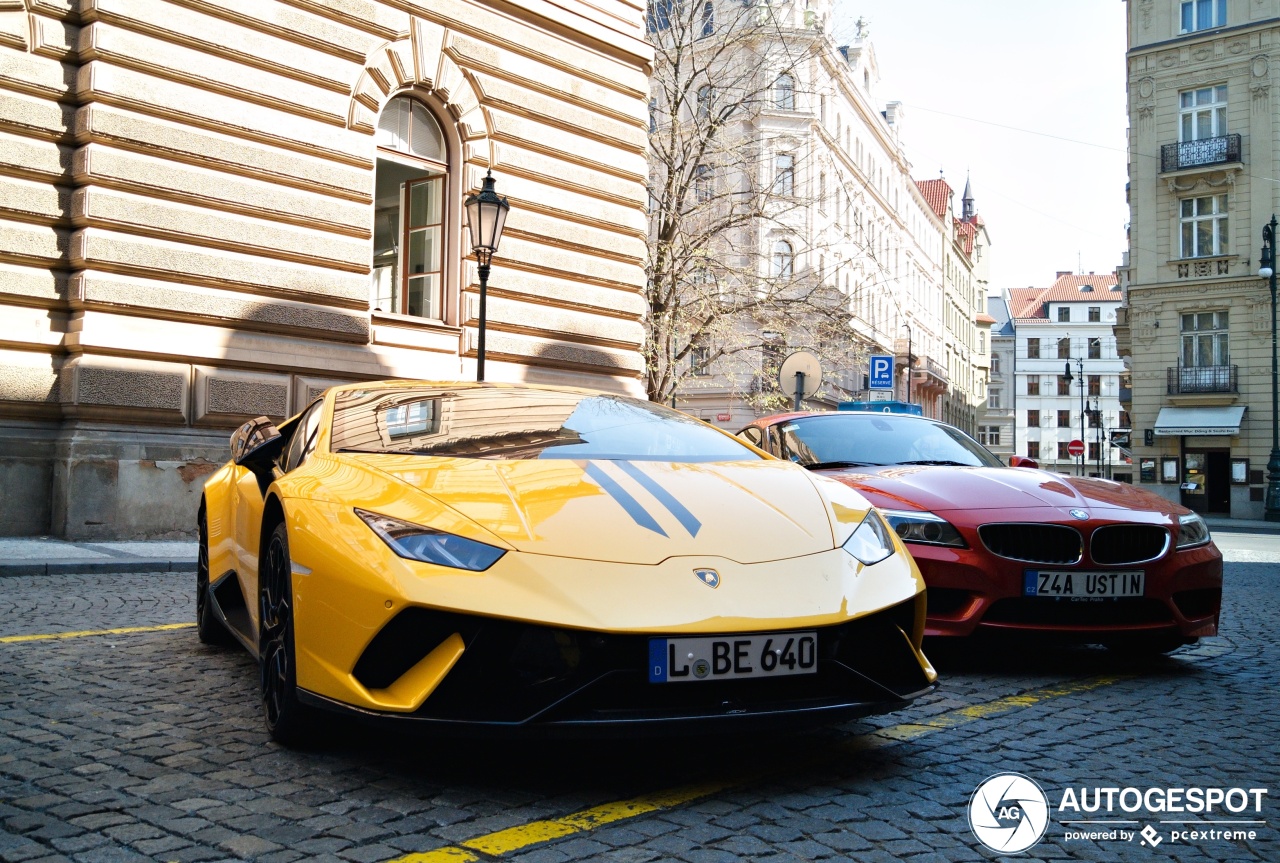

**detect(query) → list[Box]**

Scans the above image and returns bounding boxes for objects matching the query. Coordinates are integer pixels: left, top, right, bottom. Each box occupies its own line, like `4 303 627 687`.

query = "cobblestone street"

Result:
1 536 1277 863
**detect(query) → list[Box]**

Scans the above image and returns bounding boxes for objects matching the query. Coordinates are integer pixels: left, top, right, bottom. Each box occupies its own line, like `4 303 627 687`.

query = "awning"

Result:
1153 405 1246 436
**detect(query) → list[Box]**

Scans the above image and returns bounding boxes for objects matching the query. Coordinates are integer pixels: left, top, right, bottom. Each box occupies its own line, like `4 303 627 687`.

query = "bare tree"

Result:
644 0 863 407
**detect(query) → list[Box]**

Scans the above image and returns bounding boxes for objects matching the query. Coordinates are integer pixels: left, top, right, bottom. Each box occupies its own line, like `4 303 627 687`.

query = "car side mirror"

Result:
230 416 284 470
1009 455 1039 469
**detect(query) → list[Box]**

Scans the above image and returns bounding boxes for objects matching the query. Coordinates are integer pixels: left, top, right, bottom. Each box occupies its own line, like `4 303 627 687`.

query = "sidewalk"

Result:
1203 515 1280 535
0 538 197 576
0 515 1273 576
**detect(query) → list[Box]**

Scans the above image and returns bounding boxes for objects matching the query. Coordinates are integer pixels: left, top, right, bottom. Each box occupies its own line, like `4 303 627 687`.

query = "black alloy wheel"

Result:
258 521 314 745
196 501 234 646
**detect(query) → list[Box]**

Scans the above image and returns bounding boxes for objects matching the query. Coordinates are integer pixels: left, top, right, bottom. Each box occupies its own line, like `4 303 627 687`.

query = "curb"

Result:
0 560 196 577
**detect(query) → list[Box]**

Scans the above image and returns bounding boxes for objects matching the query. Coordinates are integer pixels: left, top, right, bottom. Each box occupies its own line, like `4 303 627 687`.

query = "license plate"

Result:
648 632 818 683
1023 570 1145 598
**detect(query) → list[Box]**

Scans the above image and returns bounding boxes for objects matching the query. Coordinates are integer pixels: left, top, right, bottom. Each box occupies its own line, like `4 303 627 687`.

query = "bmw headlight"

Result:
842 510 896 565
355 508 506 571
881 509 967 548
1176 512 1211 549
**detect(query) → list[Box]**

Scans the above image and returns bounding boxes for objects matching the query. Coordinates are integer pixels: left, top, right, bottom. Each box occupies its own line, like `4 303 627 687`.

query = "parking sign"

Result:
869 354 894 390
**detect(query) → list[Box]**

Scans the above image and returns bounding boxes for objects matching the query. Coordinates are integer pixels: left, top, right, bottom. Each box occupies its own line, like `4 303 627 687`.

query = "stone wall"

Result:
0 0 651 538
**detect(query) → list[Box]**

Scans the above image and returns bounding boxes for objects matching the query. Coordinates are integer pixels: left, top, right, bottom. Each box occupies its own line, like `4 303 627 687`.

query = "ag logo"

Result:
968 772 1050 854
693 568 720 589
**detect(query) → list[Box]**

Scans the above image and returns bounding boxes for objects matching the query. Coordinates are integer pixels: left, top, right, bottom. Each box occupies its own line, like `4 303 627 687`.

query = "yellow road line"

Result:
0 622 195 643
384 673 1131 863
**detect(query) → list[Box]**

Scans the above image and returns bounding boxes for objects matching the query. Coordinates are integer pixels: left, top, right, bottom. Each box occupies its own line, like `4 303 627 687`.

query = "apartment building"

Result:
1115 0 1280 517
1013 273 1130 478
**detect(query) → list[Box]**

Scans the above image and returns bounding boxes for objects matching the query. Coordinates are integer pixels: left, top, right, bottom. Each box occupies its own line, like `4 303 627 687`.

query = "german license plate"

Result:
648 632 817 683
1023 570 1145 598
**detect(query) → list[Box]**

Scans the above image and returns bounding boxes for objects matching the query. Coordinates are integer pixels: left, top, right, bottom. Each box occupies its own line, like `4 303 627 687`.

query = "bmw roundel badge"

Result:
694 568 720 589
1069 509 1089 521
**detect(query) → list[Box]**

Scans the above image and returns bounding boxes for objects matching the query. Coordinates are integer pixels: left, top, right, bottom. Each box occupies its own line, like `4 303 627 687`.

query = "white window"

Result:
1180 194 1228 258
690 342 711 376
818 172 826 213
700 0 714 36
373 96 449 319
696 85 712 119
694 164 712 203
774 153 794 196
1057 306 1070 323
1181 310 1229 367
772 241 794 277
1181 0 1225 33
1180 85 1227 141
774 73 795 110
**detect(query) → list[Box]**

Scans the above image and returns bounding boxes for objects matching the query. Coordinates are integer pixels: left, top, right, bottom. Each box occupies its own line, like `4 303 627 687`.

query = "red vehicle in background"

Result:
738 411 1222 654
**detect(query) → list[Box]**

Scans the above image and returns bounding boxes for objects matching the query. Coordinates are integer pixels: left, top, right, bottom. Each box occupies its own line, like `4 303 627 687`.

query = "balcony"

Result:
1167 365 1237 395
912 357 948 393
1160 134 1241 173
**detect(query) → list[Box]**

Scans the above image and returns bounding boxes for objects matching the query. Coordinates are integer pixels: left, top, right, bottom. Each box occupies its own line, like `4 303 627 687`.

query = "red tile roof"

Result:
954 219 977 256
914 178 951 219
1010 273 1120 320
975 312 997 324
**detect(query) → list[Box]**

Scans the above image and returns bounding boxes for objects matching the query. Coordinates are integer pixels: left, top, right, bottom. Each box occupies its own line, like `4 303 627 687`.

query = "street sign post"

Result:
868 354 894 390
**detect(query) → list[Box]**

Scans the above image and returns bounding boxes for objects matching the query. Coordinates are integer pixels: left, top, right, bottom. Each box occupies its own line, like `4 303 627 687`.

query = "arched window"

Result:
772 241 793 277
774 74 795 110
372 96 450 319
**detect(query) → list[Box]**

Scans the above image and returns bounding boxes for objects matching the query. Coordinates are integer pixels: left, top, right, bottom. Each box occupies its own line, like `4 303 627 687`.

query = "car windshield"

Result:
776 415 1003 468
329 385 760 462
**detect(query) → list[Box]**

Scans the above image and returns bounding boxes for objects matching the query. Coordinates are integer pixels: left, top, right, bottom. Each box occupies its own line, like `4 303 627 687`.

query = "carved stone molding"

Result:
1251 54 1270 99
1165 172 1236 193
1139 0 1153 30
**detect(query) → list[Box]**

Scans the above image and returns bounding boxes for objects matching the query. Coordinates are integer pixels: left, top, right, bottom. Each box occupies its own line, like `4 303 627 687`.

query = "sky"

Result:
832 0 1130 294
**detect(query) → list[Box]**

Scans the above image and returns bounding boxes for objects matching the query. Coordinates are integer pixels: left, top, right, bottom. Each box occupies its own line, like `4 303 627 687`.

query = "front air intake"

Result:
978 523 1083 565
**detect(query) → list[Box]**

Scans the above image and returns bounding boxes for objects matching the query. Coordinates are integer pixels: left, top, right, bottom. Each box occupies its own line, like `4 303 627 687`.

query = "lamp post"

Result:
1065 355 1085 476
464 170 510 382
902 322 913 405
1258 215 1280 520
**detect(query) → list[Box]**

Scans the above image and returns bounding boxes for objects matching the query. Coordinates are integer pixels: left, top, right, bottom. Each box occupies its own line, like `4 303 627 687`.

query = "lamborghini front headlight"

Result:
355 508 506 571
842 510 897 566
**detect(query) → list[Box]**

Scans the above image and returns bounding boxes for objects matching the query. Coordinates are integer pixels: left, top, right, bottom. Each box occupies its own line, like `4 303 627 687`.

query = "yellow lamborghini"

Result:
198 381 936 743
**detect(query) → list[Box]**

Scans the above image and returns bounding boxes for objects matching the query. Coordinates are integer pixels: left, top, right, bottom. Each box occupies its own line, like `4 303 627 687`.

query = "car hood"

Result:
340 455 849 564
824 464 1187 521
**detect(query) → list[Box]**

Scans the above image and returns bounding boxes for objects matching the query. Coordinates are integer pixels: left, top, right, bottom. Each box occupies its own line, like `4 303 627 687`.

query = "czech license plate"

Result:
1023 570 1145 598
648 632 817 683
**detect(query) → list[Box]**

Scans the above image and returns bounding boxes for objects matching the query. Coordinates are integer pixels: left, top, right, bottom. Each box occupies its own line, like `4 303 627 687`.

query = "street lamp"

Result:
902 322 913 405
464 170 510 382
1064 354 1085 476
1258 214 1280 520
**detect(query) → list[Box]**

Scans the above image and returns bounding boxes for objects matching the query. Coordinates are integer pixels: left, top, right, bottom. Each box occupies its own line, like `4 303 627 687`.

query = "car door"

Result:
231 401 323 639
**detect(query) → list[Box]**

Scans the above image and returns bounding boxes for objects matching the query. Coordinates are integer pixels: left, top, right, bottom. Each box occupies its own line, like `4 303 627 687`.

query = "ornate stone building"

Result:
0 0 651 537
1116 0 1279 517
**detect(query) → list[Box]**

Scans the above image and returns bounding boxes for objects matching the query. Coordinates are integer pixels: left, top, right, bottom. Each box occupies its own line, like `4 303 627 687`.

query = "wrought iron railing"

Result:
1167 365 1237 394
1160 134 1241 173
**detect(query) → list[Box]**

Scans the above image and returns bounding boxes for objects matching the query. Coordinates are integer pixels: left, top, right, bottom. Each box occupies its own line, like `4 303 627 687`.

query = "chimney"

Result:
1056 270 1071 278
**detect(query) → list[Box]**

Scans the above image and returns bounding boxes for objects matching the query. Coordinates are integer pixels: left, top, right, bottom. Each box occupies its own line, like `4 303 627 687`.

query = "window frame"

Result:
774 73 795 111
1180 0 1226 33
373 95 454 324
1179 193 1229 258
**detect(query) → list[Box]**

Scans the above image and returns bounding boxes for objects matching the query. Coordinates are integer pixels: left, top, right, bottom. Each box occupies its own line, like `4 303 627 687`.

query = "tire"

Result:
258 521 316 746
196 502 235 647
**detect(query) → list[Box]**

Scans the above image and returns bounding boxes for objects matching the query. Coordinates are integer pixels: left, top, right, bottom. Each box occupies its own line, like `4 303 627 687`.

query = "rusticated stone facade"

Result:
0 0 651 538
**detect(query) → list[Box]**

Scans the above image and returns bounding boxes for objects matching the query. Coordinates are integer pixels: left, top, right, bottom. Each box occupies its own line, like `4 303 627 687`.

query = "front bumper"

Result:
911 540 1223 640
297 596 935 734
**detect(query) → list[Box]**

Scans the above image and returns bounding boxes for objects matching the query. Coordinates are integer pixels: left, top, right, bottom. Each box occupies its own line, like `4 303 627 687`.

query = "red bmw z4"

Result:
738 411 1222 653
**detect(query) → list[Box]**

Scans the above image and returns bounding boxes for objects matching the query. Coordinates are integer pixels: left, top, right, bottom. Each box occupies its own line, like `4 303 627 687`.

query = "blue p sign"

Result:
869 354 894 389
